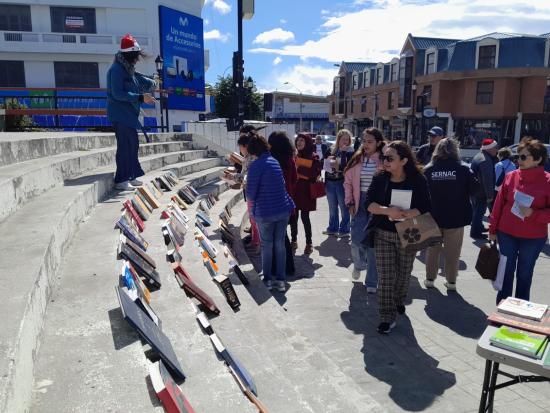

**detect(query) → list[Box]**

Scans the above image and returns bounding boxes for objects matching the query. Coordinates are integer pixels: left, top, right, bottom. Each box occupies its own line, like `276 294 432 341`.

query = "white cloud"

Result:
204 29 230 42
259 64 335 96
250 0 550 63
320 9 330 15
273 56 283 65
205 0 231 15
253 28 295 45
204 19 210 26
280 19 287 24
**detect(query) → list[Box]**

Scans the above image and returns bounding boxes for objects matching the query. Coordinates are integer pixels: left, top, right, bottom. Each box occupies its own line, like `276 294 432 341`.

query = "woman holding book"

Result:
343 127 385 291
489 137 550 303
366 141 431 334
291 133 322 255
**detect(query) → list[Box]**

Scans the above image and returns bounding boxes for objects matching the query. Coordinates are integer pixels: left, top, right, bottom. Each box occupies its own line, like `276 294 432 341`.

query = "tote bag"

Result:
475 241 500 281
394 213 443 252
310 180 326 199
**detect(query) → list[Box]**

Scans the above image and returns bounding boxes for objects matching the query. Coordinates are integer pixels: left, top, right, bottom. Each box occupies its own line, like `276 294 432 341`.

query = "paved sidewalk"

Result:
245 200 550 413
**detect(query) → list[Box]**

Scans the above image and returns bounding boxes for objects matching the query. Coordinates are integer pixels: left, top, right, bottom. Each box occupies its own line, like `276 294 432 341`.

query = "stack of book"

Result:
488 298 550 363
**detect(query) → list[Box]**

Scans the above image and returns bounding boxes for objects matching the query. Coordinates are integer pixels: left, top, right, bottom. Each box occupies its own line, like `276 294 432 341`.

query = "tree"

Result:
212 75 263 121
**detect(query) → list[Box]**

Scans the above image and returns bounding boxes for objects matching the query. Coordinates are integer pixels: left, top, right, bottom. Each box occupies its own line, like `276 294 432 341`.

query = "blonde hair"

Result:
432 138 460 163
333 129 352 154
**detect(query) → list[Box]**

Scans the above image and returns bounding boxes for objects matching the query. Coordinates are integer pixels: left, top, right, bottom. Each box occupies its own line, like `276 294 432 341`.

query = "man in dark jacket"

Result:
469 138 498 239
314 135 329 160
416 126 444 165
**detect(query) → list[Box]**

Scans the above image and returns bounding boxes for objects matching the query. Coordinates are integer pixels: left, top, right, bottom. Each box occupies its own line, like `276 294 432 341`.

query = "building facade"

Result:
264 91 333 134
0 0 209 130
329 33 550 147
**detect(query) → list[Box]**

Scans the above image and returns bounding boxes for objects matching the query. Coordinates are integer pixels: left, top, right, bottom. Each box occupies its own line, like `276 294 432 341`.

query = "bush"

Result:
4 99 35 131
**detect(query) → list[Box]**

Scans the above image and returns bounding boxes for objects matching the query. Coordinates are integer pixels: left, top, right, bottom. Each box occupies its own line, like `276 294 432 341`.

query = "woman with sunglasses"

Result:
489 137 550 303
365 141 431 334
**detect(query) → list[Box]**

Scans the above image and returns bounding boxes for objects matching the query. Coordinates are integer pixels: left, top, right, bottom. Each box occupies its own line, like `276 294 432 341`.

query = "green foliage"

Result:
212 75 263 121
3 99 35 131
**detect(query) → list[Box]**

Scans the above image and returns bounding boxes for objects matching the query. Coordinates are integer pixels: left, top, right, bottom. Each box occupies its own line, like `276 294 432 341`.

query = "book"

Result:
178 188 195 204
196 211 212 227
138 186 161 209
165 170 179 184
195 220 210 237
171 195 188 210
497 298 548 321
390 189 412 210
131 196 150 221
172 262 192 283
126 261 151 304
232 265 249 285
123 200 145 232
489 326 548 359
544 342 550 368
149 360 196 413
488 309 550 336
157 175 174 191
296 157 313 180
188 185 200 197
149 181 164 200
116 286 185 380
116 214 149 251
119 280 161 327
175 273 220 315
228 151 244 165
120 234 156 269
136 190 154 212
118 242 161 289
166 248 182 264
214 274 240 310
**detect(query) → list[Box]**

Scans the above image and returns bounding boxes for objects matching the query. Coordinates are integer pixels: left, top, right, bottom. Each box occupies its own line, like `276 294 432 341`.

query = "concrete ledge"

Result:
0 155 223 413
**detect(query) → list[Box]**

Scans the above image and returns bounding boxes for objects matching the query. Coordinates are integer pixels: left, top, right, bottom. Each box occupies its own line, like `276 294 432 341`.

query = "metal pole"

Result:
158 73 164 132
299 92 303 132
164 90 169 132
237 0 244 127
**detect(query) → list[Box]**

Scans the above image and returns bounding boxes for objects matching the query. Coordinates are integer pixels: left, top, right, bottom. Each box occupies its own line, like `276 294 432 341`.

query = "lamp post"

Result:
284 81 303 132
155 55 169 132
544 75 550 113
410 80 418 145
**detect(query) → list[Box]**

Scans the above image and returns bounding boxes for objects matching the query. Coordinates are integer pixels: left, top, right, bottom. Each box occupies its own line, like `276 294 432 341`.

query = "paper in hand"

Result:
511 190 534 220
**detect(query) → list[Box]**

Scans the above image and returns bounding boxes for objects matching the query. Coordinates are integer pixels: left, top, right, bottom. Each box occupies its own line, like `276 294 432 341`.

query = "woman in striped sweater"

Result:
344 128 385 292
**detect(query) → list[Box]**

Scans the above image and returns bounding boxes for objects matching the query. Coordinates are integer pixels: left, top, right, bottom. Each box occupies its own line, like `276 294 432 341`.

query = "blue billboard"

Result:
159 6 205 111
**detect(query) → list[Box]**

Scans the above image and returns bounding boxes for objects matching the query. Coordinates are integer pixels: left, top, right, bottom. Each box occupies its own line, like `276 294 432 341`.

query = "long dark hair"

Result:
386 140 423 177
345 127 385 172
246 134 269 157
268 131 294 169
295 133 315 158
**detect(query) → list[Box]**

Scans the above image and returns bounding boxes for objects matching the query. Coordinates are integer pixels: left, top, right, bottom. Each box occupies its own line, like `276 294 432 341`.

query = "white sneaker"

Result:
337 232 350 238
366 287 377 294
352 268 361 280
424 279 435 288
444 281 457 291
130 179 143 187
115 181 130 190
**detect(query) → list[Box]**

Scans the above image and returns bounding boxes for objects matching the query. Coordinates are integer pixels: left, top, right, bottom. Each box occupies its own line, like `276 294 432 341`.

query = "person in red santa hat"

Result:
107 33 157 191
469 137 498 238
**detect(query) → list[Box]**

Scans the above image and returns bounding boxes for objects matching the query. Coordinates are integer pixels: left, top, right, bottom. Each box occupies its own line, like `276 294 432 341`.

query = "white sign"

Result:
423 108 436 118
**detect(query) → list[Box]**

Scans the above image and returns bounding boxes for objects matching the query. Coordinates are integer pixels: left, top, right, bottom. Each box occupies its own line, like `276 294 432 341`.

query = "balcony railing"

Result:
0 31 149 47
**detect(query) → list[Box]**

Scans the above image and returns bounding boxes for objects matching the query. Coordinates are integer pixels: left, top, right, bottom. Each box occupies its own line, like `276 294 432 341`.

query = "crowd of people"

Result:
225 125 550 335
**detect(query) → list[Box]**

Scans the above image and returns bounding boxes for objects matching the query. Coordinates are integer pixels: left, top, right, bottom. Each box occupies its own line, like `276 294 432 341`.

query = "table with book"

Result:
477 297 550 413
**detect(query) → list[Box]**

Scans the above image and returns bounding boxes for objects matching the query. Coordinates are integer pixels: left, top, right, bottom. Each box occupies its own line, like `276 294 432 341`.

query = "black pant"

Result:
290 210 312 245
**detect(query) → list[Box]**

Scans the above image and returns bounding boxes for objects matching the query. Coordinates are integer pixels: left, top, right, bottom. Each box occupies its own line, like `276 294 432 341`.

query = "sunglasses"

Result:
518 154 533 161
381 155 396 163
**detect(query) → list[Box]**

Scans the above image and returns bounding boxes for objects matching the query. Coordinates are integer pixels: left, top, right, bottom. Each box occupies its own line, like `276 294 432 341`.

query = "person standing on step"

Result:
107 33 157 191
246 134 295 292
344 127 385 293
324 129 354 238
268 131 298 276
423 138 479 292
291 133 322 255
366 141 431 334
470 138 498 238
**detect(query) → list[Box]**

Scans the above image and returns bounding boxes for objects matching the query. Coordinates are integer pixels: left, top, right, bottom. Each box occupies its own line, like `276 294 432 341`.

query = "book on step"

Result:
497 297 548 321
149 360 196 413
489 325 548 359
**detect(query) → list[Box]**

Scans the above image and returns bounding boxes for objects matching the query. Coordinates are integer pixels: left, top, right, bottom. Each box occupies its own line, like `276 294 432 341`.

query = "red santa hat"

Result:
481 138 497 151
119 34 141 52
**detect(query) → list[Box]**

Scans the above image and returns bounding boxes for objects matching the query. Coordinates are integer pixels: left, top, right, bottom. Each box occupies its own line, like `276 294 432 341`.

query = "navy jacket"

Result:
470 151 496 200
106 61 155 129
424 159 479 229
246 152 295 220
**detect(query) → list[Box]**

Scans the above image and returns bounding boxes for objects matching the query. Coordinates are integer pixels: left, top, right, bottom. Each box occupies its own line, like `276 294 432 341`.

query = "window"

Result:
358 72 363 89
51 7 96 33
476 81 494 104
478 45 496 69
391 63 398 82
426 52 436 74
363 70 369 88
360 96 367 112
331 102 335 115
398 56 413 107
0 5 32 31
350 98 354 113
54 62 99 88
422 85 432 106
388 91 394 109
377 68 383 85
352 73 358 90
0 61 26 87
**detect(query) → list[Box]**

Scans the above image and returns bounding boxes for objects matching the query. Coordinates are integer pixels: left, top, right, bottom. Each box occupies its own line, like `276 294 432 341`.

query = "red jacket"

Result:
489 166 550 239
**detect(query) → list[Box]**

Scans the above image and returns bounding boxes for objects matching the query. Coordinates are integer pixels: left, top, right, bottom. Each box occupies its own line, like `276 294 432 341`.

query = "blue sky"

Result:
202 0 550 96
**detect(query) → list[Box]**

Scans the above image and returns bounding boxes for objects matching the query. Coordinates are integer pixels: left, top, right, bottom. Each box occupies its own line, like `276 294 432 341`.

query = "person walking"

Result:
489 137 550 303
344 127 384 292
324 129 354 238
291 133 322 255
423 138 479 291
268 131 298 276
246 134 295 292
494 147 516 192
416 126 444 165
365 141 431 334
107 34 157 191
470 138 498 238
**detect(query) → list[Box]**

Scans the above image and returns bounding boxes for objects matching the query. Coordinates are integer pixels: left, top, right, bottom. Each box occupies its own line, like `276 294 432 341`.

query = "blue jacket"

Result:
246 152 295 220
106 61 155 129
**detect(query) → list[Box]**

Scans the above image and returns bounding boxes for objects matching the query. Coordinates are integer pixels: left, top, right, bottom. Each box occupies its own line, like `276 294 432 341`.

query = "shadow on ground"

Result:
316 236 353 268
340 283 457 411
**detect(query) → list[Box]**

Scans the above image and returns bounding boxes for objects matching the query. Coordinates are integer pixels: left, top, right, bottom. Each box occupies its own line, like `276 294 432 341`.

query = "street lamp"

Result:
284 81 303 132
410 80 418 145
155 55 169 132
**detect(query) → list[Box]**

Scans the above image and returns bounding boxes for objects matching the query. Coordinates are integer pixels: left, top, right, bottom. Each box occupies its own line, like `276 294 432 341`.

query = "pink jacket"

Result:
344 152 382 207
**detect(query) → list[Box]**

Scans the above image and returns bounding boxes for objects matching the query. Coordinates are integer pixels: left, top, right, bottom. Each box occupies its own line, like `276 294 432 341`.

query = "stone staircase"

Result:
0 131 382 413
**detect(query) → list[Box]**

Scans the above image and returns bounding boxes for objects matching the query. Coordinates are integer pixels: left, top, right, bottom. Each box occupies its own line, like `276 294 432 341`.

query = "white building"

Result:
0 0 210 129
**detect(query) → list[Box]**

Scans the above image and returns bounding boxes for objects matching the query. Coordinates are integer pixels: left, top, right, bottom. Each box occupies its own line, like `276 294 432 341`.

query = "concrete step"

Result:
0 132 193 167
0 144 207 223
29 176 256 413
0 155 224 413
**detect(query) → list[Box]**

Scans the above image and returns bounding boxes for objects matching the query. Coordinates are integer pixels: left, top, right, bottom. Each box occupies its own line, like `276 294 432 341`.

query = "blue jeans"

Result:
256 213 289 282
350 192 378 288
496 231 546 303
325 179 350 234
470 196 487 237
114 122 144 183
